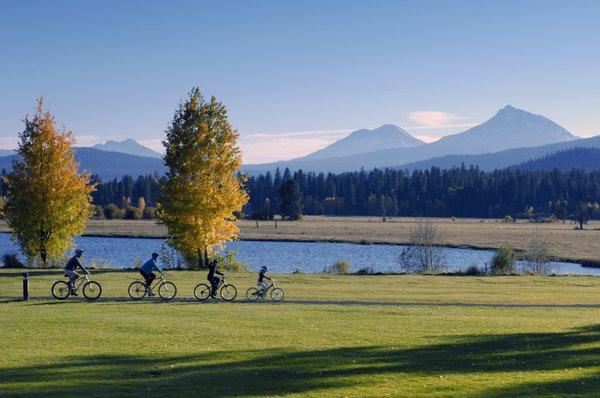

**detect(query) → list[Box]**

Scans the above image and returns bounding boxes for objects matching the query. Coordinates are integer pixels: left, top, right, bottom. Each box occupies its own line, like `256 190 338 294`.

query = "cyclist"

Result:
140 252 163 296
257 265 271 298
64 249 89 296
207 258 223 298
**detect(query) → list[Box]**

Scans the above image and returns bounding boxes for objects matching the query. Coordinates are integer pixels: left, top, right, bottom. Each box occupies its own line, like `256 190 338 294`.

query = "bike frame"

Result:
68 274 90 292
141 273 167 291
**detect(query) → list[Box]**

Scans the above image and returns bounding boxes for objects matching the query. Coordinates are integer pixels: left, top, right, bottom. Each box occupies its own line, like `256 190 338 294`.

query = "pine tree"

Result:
4 100 95 266
158 88 248 268
279 179 302 220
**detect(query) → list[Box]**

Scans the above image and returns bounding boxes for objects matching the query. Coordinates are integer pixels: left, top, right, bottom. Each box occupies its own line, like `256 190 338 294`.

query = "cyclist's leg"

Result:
212 277 221 296
148 272 156 286
66 270 80 293
140 270 150 287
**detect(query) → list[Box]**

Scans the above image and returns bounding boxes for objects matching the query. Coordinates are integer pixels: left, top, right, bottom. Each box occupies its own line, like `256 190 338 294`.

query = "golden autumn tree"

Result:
4 100 96 266
158 88 248 269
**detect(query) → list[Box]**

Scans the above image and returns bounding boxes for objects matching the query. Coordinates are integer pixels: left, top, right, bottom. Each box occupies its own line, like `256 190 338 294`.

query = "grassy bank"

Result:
3 217 598 264
1 270 599 397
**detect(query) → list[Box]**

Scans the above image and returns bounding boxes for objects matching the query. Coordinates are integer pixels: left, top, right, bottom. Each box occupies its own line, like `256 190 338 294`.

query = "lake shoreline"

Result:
1 230 597 268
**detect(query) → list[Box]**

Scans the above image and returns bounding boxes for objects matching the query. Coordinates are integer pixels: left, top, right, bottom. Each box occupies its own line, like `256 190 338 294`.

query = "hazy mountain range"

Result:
93 139 162 158
243 105 580 173
299 124 424 161
0 105 598 179
511 147 600 172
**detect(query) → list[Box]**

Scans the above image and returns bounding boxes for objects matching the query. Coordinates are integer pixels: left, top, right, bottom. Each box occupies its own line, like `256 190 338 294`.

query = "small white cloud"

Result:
406 111 476 131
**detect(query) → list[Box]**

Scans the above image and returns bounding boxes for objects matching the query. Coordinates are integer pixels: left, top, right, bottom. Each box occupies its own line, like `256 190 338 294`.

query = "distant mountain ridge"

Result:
0 147 166 180
298 124 424 161
511 147 600 172
93 139 162 159
401 135 600 172
243 105 579 173
0 149 14 157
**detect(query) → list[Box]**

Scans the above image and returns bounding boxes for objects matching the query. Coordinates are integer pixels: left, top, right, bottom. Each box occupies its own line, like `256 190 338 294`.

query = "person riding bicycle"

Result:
257 265 271 298
140 252 163 296
64 249 89 296
207 258 224 298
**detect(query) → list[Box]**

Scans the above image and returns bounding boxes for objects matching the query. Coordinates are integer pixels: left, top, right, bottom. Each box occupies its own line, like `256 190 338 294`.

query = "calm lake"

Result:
1 233 597 275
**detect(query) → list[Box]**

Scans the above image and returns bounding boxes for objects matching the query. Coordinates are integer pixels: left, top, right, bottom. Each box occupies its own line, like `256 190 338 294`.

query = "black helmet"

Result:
151 252 159 258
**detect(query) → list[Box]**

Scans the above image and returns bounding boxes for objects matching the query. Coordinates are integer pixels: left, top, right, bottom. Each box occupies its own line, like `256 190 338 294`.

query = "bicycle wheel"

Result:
128 281 147 300
83 281 102 301
51 281 71 300
220 284 237 301
158 282 177 300
246 287 260 301
270 287 285 302
193 283 212 301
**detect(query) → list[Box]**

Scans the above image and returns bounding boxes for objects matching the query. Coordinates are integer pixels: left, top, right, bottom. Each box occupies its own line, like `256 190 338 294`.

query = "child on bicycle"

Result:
207 258 224 298
140 252 163 296
64 249 89 296
257 266 271 298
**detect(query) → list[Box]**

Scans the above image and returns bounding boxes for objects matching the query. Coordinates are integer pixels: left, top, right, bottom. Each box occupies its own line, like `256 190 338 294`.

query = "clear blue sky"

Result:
1 0 599 162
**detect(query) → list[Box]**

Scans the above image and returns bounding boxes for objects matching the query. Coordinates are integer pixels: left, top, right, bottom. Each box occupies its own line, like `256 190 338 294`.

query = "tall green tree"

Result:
4 100 95 266
279 179 302 220
158 88 248 268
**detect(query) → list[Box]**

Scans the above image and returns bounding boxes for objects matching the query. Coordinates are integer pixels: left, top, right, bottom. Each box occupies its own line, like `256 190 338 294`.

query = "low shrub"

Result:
356 267 375 275
502 215 514 223
214 251 250 273
324 260 350 274
464 264 482 275
1 253 26 269
125 206 143 220
142 207 157 219
104 203 124 219
490 247 517 275
292 267 303 274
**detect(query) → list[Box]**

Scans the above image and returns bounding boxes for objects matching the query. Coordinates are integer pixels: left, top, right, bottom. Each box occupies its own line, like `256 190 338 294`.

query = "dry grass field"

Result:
1 216 599 263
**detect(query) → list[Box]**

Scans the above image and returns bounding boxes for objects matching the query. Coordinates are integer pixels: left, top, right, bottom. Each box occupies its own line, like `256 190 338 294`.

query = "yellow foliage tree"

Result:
158 89 248 268
4 100 96 266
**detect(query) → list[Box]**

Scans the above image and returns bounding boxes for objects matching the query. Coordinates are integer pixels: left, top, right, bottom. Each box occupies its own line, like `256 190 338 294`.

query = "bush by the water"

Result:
464 264 483 275
214 251 249 273
355 267 375 275
490 247 517 275
324 261 350 274
398 220 446 273
2 253 26 268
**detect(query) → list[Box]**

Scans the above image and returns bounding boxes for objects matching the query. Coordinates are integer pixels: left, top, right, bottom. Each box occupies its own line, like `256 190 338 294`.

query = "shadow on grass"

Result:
1 325 598 397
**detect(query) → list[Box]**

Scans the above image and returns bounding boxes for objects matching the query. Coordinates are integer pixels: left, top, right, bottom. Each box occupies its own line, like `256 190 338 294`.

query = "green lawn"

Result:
0 270 599 397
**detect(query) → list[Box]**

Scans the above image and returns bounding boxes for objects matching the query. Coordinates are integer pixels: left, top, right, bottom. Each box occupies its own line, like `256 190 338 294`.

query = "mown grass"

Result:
1 270 599 397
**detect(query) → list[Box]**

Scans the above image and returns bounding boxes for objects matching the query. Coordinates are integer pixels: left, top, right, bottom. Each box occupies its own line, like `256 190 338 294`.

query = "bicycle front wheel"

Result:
83 281 102 300
158 282 177 300
245 287 260 301
128 281 147 300
220 284 237 301
51 281 70 300
193 283 211 301
270 287 285 302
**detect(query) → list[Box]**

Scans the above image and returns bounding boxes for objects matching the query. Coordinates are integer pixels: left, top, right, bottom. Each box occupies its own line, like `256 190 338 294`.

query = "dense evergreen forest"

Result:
1 166 599 220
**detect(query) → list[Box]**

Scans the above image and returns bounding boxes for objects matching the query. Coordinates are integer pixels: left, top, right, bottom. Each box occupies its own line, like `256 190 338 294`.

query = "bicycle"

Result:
246 279 285 302
51 274 102 301
128 273 177 301
194 274 237 301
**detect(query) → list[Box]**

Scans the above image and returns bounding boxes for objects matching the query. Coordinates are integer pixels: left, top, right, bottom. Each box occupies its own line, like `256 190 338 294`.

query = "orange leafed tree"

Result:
158 89 248 268
4 100 96 266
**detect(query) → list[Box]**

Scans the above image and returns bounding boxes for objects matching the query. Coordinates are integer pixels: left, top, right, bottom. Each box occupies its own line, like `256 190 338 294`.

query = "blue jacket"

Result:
140 258 163 274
